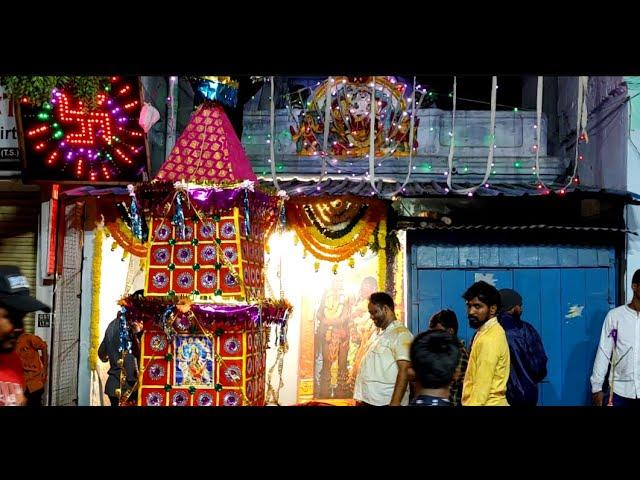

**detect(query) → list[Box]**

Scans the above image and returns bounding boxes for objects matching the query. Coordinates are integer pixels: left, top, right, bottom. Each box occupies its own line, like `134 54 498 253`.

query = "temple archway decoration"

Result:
290 76 418 157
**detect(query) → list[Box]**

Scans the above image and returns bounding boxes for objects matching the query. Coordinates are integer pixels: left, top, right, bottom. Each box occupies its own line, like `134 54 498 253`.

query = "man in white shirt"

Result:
591 269 640 406
353 292 413 406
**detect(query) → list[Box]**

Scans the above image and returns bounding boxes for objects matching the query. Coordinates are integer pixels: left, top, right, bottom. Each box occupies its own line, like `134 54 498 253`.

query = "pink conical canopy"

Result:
155 104 257 184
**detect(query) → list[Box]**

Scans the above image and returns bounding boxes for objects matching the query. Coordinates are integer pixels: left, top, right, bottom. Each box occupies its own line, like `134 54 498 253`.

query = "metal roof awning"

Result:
61 186 128 197
259 178 640 204
397 221 637 235
58 180 640 206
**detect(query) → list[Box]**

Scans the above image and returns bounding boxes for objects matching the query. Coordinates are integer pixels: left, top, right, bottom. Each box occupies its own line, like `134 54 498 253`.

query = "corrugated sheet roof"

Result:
60 180 640 205
262 178 640 203
398 222 636 235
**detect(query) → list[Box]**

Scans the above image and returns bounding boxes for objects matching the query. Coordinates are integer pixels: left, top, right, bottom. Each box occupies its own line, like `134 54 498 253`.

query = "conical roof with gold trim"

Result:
155 104 257 183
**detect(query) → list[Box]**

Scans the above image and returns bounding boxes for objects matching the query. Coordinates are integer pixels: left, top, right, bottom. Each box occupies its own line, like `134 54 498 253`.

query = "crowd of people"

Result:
353 281 549 407
3 262 640 407
352 269 640 407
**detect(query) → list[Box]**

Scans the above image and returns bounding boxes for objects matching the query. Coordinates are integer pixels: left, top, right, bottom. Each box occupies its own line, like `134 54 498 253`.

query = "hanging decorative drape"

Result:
286 195 387 264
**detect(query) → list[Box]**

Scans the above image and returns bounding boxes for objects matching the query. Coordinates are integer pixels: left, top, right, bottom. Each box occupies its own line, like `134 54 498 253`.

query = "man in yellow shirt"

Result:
461 281 510 406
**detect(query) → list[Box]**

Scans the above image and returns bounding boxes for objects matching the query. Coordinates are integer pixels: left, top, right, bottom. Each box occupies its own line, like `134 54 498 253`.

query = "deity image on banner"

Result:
290 76 417 158
298 252 380 403
174 335 214 387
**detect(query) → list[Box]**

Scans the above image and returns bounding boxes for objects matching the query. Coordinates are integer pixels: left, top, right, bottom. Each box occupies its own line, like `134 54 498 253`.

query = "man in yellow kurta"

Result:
461 281 510 406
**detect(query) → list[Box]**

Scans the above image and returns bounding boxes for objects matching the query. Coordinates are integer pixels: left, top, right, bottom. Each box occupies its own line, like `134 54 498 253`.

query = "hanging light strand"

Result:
388 76 419 197
369 76 380 195
269 76 279 190
446 76 497 195
534 76 549 193
558 76 588 193
319 76 333 183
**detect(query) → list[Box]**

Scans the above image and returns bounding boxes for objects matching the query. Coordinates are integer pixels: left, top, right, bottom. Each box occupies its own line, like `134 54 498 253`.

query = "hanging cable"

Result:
277 76 429 183
369 76 380 194
534 76 549 192
445 76 458 189
269 76 280 190
388 76 418 197
558 76 588 192
446 76 497 195
319 76 333 183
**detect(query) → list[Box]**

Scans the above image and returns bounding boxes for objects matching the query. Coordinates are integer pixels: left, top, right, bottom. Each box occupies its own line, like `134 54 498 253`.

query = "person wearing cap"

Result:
0 266 51 407
497 288 548 406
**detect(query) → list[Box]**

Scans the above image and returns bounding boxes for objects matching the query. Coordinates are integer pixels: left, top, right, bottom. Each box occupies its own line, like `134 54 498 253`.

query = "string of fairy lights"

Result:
24 75 589 193
253 76 590 197
262 76 432 186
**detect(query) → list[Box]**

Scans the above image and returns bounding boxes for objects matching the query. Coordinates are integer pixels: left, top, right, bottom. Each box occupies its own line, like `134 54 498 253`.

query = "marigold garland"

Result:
89 224 104 371
286 195 387 263
106 218 149 258
378 219 387 292
300 218 375 262
309 198 363 225
392 232 405 321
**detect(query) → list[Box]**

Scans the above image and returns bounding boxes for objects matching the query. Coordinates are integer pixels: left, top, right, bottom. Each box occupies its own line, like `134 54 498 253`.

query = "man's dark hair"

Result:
369 292 394 312
429 309 458 335
0 302 25 330
410 330 461 389
633 269 640 286
462 281 501 310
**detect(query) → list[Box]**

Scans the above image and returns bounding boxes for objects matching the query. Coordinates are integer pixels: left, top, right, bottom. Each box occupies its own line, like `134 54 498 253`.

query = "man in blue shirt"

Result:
497 289 548 406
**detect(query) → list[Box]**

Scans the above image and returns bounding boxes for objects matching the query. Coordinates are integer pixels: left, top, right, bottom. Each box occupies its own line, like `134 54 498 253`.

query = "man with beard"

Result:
0 266 51 407
461 281 510 406
497 289 547 406
354 292 413 406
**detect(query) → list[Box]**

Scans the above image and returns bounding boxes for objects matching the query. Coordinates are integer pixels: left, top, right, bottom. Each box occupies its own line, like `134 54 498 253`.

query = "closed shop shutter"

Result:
0 193 40 333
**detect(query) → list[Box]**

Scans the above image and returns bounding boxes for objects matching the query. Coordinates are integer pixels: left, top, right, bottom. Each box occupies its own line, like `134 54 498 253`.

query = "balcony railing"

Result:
243 109 565 183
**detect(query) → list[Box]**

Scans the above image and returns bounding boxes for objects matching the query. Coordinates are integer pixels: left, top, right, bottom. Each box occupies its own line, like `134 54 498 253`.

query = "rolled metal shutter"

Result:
0 192 39 333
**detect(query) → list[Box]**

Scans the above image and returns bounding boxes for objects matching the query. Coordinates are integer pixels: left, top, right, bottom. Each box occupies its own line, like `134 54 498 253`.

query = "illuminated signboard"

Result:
17 76 149 183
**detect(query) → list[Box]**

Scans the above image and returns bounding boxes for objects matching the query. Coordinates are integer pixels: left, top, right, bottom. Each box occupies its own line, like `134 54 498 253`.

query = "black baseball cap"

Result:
0 265 51 313
498 288 522 313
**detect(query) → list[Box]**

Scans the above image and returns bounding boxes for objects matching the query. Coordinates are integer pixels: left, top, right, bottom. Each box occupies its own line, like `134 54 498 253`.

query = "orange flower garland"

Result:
106 218 149 258
286 195 387 264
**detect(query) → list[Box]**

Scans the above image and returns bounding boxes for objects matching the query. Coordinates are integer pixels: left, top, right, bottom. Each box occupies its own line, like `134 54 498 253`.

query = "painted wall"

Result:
78 235 141 406
625 76 640 302
558 76 628 190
